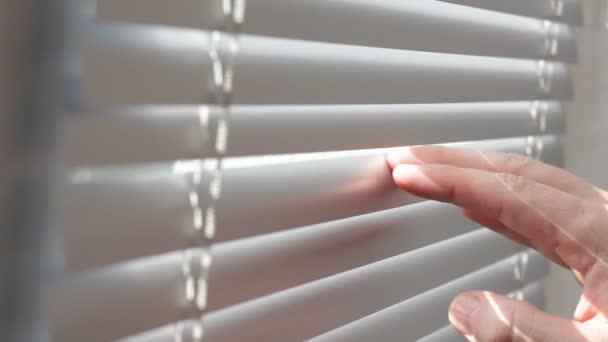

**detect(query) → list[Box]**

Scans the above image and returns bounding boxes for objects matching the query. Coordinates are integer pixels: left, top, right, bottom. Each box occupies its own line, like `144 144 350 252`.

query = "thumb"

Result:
574 294 599 322
449 291 586 341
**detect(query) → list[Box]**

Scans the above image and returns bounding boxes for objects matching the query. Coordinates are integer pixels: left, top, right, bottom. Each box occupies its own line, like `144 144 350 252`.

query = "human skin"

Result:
387 146 608 341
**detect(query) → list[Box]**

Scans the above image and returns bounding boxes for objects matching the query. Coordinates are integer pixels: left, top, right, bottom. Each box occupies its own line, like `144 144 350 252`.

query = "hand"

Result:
387 146 608 341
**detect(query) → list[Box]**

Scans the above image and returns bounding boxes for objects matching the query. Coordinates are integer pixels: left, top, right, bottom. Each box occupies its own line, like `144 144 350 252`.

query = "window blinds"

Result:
50 0 580 341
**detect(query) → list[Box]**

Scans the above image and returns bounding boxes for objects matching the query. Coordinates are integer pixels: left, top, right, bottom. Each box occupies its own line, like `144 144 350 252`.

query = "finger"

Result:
460 209 532 247
574 294 599 322
449 291 587 341
392 164 608 274
395 163 608 316
461 209 568 268
387 146 608 203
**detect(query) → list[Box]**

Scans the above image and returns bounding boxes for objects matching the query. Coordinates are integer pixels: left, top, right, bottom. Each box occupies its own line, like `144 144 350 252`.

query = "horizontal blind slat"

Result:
124 282 545 342
50 229 524 341
114 241 534 342
82 23 572 106
50 253 182 342
438 0 582 25
66 102 564 166
311 257 547 342
417 326 464 342
524 282 546 308
95 0 577 61
202 230 526 342
60 136 560 271
209 202 479 310
415 282 545 342
67 199 485 312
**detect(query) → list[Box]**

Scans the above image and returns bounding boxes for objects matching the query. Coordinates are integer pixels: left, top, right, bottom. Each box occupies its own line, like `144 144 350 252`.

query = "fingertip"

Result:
448 292 480 336
392 164 423 185
573 295 598 322
386 147 419 169
449 291 583 342
386 153 402 169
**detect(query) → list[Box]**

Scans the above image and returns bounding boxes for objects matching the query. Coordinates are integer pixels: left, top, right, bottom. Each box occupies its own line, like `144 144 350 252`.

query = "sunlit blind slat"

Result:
50 0 580 340
60 136 560 272
66 102 564 166
438 0 582 25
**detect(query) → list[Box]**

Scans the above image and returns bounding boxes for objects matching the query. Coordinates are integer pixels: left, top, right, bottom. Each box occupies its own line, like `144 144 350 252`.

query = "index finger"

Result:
387 146 608 203
392 163 608 276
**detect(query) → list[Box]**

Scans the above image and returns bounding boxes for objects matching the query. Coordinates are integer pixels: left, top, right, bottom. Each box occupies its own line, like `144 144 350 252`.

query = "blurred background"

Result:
1 0 607 340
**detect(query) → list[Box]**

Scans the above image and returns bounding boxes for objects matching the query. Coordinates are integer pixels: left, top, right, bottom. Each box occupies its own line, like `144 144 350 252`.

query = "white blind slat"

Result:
438 0 582 25
95 0 577 61
122 327 174 342
208 202 480 310
66 102 563 166
194 230 523 342
417 326 465 342
523 282 546 308
123 281 544 342
52 0 576 340
49 230 524 341
311 253 547 341
61 136 559 272
66 106 215 166
49 253 182 342
83 23 572 106
59 165 197 272
119 243 544 342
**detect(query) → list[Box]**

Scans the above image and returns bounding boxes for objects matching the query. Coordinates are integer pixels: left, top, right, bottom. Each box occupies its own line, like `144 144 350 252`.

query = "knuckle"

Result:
500 153 536 175
491 305 526 342
480 307 518 342
588 202 607 228
574 202 598 230
572 202 606 243
496 172 530 194
567 203 608 272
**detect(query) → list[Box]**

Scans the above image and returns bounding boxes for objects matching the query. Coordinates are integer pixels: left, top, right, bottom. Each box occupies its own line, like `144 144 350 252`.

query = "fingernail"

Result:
449 294 480 335
386 153 403 168
392 164 422 181
387 148 419 168
574 300 587 320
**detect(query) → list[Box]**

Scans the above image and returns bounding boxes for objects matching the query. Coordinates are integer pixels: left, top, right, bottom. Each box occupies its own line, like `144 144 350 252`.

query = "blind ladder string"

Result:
509 18 557 301
176 1 246 341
